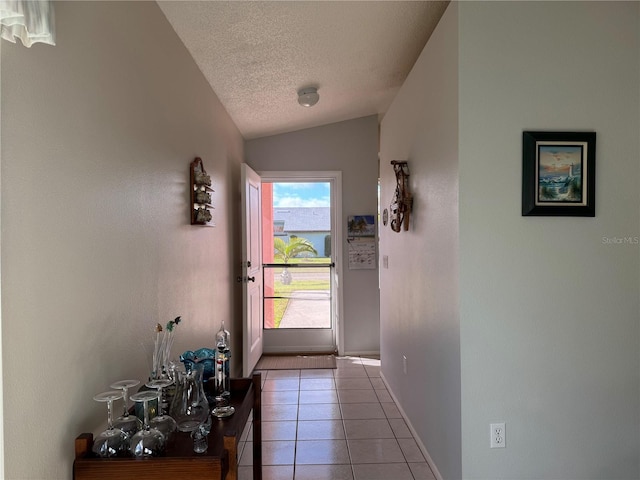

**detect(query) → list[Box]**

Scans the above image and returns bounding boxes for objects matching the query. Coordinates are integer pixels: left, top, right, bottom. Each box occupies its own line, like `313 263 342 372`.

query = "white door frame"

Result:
259 170 344 356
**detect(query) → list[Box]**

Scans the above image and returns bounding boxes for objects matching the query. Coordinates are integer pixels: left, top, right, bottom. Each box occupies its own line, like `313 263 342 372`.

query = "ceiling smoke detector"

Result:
298 87 319 107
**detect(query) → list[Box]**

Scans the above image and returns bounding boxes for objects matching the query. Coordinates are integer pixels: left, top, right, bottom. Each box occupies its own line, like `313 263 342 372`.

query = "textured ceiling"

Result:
158 1 448 139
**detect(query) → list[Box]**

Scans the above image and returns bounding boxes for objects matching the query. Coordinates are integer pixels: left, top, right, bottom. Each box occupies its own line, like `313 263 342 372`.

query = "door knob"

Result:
247 276 255 282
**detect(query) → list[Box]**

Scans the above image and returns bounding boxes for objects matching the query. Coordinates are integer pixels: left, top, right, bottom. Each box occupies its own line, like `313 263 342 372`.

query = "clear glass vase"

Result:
169 363 209 432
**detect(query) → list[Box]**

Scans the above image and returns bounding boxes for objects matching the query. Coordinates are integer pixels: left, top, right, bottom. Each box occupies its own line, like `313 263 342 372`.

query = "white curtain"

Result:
0 0 55 47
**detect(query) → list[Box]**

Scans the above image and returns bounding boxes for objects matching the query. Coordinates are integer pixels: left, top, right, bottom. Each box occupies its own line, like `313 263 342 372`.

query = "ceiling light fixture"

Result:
298 87 319 107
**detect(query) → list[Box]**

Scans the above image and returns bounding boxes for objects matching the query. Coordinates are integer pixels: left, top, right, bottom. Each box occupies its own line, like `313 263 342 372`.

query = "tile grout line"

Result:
335 368 357 480
249 356 430 480
292 368 300 480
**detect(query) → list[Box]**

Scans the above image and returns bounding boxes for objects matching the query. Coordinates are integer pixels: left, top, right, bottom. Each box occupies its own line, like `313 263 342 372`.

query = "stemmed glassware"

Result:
129 390 166 457
92 391 130 458
110 379 142 437
146 378 177 439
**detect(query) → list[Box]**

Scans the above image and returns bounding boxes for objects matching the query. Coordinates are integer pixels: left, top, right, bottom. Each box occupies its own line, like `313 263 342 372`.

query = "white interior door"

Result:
241 164 263 376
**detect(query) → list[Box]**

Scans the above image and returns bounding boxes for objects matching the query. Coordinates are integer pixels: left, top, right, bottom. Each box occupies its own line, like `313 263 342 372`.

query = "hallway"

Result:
238 356 436 480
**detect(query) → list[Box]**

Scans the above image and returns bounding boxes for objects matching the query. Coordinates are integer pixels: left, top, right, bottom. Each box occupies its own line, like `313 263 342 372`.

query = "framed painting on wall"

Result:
522 131 596 217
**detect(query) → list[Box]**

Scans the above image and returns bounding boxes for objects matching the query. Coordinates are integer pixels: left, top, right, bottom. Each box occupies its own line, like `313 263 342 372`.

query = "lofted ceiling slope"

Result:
158 1 448 139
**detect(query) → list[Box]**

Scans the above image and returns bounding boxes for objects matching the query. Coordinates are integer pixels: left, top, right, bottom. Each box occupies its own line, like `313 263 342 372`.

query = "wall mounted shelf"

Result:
190 157 215 226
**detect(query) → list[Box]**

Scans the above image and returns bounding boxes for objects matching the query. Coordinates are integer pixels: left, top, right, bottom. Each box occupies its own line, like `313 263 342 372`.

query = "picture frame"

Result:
522 131 596 217
347 215 376 237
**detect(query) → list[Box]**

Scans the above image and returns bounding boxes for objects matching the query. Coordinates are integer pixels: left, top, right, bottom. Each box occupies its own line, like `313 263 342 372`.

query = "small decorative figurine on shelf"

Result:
191 414 212 453
194 207 212 223
195 190 212 204
194 171 211 186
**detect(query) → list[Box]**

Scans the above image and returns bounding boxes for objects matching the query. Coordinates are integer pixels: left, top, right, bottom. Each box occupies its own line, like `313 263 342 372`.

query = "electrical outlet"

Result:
383 255 389 269
402 355 408 374
490 423 506 448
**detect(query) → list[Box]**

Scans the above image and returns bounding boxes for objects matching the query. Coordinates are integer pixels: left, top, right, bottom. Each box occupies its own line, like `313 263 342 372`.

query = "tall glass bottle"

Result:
212 321 234 418
215 321 231 380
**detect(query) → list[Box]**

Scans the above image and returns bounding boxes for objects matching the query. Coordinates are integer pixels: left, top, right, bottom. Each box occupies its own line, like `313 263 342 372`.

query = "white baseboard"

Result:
261 348 381 357
262 346 334 354
380 372 444 480
343 350 381 357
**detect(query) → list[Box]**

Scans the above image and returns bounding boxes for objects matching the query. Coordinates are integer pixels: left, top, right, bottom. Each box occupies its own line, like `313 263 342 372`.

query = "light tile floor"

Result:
237 356 437 480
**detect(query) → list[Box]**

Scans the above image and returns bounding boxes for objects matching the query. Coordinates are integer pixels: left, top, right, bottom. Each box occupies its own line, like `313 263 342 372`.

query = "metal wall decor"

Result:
389 160 412 232
190 157 214 225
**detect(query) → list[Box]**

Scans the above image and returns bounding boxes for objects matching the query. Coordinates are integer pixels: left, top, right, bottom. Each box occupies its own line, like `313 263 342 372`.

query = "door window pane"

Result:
262 181 332 330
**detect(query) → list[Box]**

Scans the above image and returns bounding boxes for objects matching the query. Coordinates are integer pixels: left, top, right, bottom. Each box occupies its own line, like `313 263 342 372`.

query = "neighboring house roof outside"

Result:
274 207 330 233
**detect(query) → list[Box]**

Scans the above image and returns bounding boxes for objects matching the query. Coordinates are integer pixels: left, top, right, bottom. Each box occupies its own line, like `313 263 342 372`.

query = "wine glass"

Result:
110 379 142 437
92 391 130 458
146 378 177 438
129 390 165 457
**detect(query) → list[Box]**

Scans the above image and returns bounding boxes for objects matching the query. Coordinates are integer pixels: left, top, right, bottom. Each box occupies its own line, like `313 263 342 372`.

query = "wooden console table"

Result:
73 373 262 480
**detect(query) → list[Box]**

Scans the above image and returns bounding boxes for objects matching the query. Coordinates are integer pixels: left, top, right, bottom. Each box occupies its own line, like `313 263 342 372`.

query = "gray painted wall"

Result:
459 2 639 479
246 116 380 355
1 2 244 477
379 4 460 479
380 1 639 479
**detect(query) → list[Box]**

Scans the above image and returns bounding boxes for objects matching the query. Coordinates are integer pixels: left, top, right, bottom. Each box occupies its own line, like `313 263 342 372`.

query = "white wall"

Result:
1 2 244 478
379 4 460 480
0 40 4 478
459 2 639 479
245 116 380 355
380 2 640 479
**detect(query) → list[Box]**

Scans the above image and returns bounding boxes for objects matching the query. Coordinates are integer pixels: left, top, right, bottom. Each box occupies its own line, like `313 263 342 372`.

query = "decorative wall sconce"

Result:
190 157 214 226
389 160 412 232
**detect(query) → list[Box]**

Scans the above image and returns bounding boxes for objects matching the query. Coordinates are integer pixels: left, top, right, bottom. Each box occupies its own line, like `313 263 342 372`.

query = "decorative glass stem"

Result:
106 398 115 430
92 391 129 458
121 385 130 416
129 390 165 457
142 397 151 430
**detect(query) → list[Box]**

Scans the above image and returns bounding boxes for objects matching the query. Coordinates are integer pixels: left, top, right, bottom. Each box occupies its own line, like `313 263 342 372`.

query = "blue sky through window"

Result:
272 182 330 208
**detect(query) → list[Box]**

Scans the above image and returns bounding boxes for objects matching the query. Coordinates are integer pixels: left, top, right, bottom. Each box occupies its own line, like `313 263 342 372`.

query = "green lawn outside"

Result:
271 277 331 328
266 257 332 328
284 257 332 264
